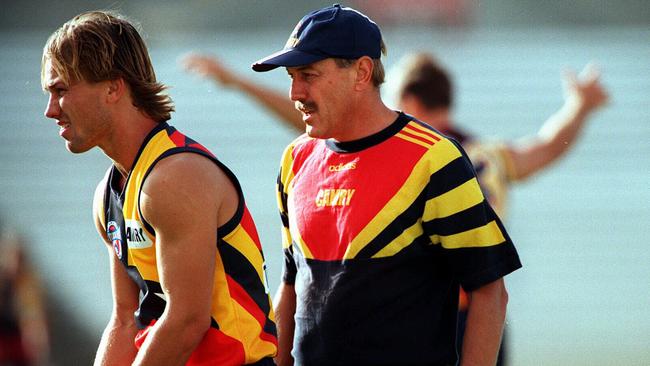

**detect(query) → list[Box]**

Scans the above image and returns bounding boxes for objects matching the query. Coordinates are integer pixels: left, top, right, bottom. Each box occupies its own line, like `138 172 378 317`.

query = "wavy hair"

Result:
41 11 174 122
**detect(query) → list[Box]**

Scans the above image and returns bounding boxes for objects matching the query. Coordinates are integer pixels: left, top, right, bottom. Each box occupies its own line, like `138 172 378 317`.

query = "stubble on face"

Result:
61 83 113 154
44 59 115 154
71 97 112 154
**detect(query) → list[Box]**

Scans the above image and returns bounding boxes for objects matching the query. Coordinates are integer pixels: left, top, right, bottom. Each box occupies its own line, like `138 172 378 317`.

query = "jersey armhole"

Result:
136 148 245 240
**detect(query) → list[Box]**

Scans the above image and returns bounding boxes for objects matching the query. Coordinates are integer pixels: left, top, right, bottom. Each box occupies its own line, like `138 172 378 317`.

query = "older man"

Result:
252 4 521 366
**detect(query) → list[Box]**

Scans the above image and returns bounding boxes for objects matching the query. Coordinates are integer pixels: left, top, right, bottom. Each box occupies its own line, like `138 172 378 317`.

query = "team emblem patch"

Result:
107 221 123 259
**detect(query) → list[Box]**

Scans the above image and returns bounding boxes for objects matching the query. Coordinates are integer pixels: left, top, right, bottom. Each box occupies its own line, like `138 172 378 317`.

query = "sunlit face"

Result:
43 59 112 154
287 58 357 140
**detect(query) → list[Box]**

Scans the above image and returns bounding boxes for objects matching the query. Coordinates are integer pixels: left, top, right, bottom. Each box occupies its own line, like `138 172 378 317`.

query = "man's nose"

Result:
44 94 60 119
290 79 306 102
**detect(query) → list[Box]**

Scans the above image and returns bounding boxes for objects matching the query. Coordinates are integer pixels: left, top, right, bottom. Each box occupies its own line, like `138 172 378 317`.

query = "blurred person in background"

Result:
393 52 608 364
0 232 50 366
392 53 609 218
182 48 607 366
41 10 277 365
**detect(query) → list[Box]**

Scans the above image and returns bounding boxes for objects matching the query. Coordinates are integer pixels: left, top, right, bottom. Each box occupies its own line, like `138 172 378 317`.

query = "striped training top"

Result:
277 112 521 366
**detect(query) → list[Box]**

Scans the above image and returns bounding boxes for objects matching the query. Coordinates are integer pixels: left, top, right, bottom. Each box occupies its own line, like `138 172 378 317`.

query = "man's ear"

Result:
106 78 126 104
354 56 374 90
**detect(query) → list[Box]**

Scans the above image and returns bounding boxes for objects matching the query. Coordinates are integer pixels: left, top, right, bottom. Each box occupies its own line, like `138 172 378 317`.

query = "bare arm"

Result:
506 63 609 180
181 53 304 132
94 247 141 366
132 153 235 365
92 179 140 366
273 282 296 366
460 279 508 366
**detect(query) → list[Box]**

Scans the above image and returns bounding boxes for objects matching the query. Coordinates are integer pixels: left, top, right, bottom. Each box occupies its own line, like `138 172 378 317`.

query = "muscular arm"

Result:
131 153 236 366
460 279 509 366
506 63 609 180
181 53 304 132
92 179 140 366
273 282 296 366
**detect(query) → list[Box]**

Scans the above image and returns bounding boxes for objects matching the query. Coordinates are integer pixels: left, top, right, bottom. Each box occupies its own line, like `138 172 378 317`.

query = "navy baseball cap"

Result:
252 4 382 72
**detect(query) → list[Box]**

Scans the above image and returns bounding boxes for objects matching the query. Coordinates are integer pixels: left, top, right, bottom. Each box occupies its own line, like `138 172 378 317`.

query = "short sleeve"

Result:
277 144 298 284
422 138 521 291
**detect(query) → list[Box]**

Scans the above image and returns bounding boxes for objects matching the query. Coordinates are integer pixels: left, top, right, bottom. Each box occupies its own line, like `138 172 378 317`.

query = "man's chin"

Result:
66 142 93 154
305 125 319 138
306 126 331 140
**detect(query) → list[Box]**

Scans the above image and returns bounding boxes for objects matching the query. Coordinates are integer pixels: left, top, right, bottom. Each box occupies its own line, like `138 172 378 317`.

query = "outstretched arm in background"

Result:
506 63 609 180
180 53 304 132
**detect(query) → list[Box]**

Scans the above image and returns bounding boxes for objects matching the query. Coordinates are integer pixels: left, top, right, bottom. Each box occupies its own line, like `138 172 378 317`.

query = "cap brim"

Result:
252 48 327 72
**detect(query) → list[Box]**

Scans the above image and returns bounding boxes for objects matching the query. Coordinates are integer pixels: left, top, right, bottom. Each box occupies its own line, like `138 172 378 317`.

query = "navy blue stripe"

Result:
326 112 412 153
218 240 272 319
355 154 479 258
426 156 475 200
423 200 495 237
263 318 277 340
277 171 290 229
447 244 521 291
132 279 166 329
355 188 427 259
282 247 297 284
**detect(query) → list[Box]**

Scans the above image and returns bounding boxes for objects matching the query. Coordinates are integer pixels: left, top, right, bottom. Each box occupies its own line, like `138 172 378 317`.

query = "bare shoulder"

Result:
143 153 233 194
140 152 238 229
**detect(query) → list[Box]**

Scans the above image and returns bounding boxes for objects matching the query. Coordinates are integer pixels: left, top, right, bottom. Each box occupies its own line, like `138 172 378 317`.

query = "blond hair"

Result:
41 11 174 122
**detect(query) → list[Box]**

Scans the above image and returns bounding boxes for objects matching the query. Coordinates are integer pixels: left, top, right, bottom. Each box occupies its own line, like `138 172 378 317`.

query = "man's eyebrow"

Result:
43 81 55 92
288 65 313 72
45 80 64 91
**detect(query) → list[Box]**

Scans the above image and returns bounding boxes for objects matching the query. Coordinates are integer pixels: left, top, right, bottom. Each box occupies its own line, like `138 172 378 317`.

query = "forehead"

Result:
43 59 62 87
287 58 337 73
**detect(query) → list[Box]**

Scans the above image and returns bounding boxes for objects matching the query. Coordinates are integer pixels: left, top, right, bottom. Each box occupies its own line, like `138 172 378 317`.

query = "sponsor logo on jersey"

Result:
315 188 355 207
125 219 153 249
106 220 123 259
328 162 357 172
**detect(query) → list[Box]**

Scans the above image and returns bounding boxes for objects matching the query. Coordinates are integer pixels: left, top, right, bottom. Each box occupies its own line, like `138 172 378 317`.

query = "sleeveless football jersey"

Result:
277 113 521 365
102 122 277 365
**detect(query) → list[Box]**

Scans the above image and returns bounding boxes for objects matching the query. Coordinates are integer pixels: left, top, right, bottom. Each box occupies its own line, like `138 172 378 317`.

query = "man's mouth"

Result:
296 102 317 116
57 121 71 136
